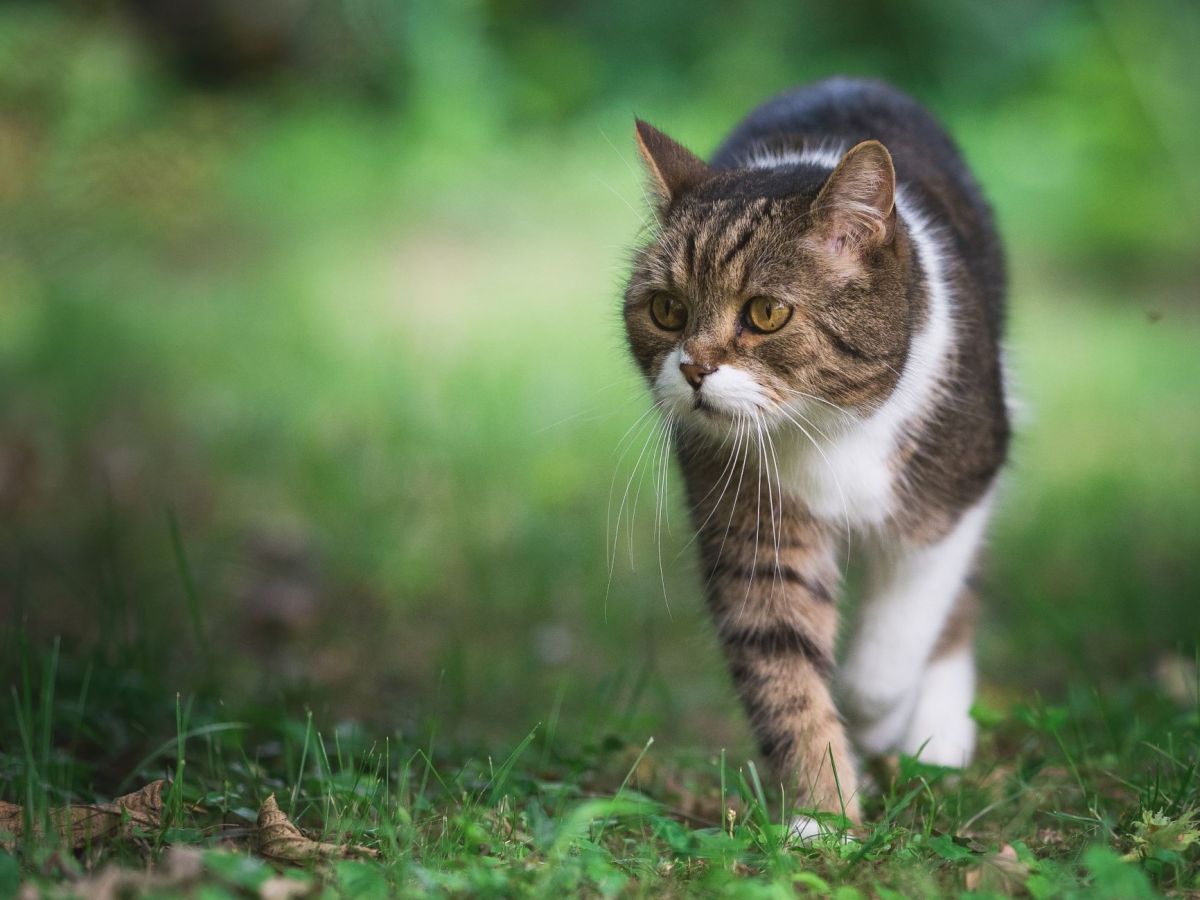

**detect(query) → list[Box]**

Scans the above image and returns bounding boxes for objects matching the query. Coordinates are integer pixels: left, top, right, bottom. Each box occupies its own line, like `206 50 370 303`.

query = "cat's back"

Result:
712 79 971 195
712 78 1004 326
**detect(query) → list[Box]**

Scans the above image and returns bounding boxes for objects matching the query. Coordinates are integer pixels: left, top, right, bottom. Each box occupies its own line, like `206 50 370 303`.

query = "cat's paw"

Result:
899 649 976 767
844 688 917 757
787 816 858 845
788 815 822 843
900 713 976 768
847 705 910 757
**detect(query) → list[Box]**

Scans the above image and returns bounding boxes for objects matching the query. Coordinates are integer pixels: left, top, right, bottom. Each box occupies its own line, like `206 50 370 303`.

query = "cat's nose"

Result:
680 362 717 390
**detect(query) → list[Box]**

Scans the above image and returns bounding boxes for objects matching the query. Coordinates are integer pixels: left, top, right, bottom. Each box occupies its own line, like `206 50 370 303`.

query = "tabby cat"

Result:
622 78 1009 835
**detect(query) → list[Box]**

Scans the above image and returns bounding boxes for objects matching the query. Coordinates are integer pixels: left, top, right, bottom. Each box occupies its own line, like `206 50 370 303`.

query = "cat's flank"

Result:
623 78 1009 834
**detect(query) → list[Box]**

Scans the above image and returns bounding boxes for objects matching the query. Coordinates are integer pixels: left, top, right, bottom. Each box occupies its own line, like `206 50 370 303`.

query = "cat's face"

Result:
624 122 913 437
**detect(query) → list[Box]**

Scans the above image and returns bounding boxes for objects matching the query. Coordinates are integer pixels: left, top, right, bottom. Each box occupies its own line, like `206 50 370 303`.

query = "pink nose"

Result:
680 362 717 390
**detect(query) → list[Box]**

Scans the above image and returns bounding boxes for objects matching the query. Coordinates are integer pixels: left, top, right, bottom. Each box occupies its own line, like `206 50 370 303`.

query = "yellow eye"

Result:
649 293 687 331
745 296 792 333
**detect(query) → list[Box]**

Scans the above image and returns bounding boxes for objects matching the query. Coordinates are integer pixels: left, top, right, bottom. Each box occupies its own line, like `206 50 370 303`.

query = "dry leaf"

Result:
1036 827 1067 848
965 843 1029 892
259 874 317 899
1155 653 1199 707
256 794 378 861
0 780 165 850
59 847 204 900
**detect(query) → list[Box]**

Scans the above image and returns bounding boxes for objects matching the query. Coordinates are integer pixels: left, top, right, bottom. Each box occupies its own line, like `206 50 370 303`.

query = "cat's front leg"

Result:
698 504 860 826
841 494 994 766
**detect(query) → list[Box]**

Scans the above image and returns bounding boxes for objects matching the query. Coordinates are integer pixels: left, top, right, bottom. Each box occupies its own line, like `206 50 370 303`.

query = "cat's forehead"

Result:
661 196 770 250
654 191 812 297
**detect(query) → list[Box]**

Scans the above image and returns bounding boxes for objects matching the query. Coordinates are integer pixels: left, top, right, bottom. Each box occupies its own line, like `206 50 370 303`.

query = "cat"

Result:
622 77 1009 835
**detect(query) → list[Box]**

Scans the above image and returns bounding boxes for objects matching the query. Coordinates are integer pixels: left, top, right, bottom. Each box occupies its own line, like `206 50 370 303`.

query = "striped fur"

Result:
678 433 858 818
623 80 1010 823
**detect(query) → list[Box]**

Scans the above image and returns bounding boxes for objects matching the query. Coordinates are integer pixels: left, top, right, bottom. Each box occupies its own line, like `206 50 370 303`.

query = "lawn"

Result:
2 6 1199 897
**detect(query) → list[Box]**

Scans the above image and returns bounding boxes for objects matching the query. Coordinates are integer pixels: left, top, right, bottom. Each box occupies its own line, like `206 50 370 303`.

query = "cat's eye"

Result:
649 293 687 331
744 296 792 333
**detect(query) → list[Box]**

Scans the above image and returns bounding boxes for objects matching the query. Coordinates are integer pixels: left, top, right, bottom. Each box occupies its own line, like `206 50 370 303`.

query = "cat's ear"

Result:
812 140 896 254
635 119 710 211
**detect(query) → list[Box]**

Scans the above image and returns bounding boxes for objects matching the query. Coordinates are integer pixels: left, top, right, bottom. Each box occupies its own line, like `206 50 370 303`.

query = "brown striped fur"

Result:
621 79 1010 825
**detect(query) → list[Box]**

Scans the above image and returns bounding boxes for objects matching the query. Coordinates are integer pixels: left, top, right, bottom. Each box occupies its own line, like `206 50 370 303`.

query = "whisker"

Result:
606 402 665 566
776 406 854 567
736 412 766 615
606 406 666 601
748 409 780 597
677 416 744 554
590 168 654 234
611 400 665 460
628 415 670 565
536 378 646 434
762 413 786 593
599 125 660 226
703 414 752 593
779 401 837 446
772 386 868 427
775 386 858 418
654 411 676 618
660 414 675 536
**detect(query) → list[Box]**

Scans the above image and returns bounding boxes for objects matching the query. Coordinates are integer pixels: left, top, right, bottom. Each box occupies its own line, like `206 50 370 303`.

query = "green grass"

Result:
2 7 1199 897
3 645 1198 897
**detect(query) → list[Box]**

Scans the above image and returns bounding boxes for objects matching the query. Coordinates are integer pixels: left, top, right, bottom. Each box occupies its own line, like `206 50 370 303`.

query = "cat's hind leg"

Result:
899 588 979 766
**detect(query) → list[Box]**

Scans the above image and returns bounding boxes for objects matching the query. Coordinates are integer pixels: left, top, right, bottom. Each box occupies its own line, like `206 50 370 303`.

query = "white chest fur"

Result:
776 416 900 529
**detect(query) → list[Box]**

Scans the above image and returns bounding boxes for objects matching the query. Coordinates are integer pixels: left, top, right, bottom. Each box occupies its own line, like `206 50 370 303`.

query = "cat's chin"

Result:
692 395 725 419
653 379 791 441
673 401 763 442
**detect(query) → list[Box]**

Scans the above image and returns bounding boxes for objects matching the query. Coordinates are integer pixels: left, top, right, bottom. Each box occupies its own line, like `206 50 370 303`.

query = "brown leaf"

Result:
965 843 1029 893
57 847 205 900
0 780 165 850
256 794 378 862
1155 653 1199 707
259 874 317 899
964 865 981 891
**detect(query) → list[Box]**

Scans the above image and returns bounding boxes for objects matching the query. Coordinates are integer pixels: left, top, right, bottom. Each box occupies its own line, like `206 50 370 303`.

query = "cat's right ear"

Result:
635 119 710 213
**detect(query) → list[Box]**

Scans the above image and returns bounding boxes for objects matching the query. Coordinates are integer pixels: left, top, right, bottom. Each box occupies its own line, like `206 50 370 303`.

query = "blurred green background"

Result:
1 0 1197 762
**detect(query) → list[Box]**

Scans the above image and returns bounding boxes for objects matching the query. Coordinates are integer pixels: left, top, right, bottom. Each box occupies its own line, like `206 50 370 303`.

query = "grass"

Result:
2 7 1200 896
3 643 1198 896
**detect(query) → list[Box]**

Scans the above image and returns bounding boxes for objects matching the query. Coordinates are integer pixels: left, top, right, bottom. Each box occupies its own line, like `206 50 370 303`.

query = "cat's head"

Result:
623 120 915 437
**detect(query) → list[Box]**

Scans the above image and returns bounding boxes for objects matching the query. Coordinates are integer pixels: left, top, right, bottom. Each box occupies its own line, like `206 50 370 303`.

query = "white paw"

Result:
900 649 976 767
787 816 857 845
789 815 822 843
901 713 976 768
846 691 916 757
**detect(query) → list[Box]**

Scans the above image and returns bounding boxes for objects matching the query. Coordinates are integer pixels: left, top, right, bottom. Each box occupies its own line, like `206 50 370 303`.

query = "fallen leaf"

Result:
1155 653 1199 707
965 843 1029 893
1036 827 1066 848
61 846 205 900
256 794 378 861
964 866 980 891
259 874 317 899
0 780 165 850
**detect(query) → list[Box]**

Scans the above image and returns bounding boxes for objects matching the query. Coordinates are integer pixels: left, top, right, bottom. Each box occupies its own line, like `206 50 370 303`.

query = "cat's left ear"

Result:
635 119 710 212
812 140 896 255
